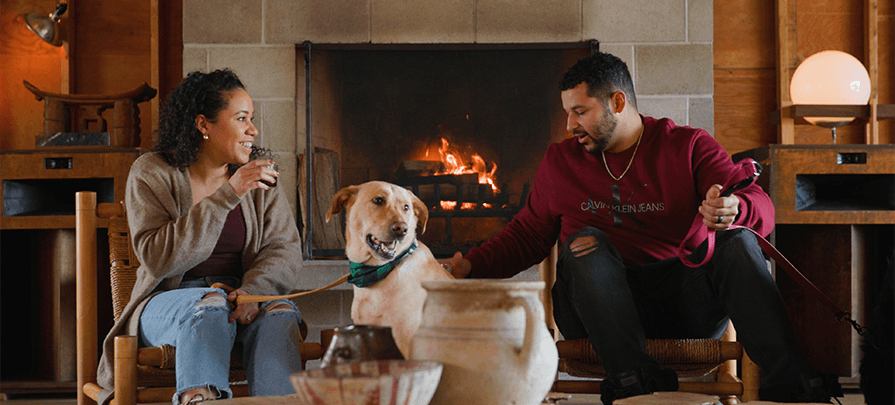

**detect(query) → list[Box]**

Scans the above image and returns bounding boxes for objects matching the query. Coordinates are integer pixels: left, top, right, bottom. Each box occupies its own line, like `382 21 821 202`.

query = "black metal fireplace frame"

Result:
300 40 599 259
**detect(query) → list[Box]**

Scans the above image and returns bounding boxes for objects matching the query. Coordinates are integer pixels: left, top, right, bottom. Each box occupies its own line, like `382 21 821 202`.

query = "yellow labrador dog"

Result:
325 181 453 356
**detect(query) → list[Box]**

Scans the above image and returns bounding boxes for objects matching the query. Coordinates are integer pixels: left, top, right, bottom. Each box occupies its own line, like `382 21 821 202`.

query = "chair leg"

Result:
76 191 99 405
741 351 761 402
718 323 740 404
114 336 138 405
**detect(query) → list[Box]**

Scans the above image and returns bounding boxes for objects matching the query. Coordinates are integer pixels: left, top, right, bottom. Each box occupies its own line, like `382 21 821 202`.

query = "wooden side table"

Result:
734 144 895 386
0 147 143 395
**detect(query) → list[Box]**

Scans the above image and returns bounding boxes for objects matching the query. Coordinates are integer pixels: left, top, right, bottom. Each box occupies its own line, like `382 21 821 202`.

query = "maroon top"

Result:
466 115 775 277
183 206 246 280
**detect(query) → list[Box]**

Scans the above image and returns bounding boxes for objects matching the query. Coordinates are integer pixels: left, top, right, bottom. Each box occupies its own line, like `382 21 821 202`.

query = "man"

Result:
442 52 834 404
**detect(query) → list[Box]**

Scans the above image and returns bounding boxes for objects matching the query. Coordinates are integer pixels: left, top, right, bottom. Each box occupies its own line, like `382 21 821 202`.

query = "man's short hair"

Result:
560 52 638 110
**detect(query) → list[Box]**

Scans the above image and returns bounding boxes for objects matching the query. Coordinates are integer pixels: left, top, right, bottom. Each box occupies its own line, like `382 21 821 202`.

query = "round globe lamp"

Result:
789 50 871 143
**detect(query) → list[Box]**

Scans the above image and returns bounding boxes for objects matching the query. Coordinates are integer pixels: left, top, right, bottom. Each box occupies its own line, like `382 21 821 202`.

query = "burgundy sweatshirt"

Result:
466 116 775 278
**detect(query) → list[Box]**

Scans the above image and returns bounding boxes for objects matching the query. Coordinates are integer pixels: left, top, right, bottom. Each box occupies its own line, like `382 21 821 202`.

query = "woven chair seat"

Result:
557 338 741 379
109 215 139 321
560 358 723 379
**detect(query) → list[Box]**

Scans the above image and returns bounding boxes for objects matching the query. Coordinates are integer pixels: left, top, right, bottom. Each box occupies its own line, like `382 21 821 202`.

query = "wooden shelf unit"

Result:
0 148 142 395
735 145 895 386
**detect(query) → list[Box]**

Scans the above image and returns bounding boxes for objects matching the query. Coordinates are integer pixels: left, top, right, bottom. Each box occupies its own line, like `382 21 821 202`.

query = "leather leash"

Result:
211 273 349 305
677 159 865 336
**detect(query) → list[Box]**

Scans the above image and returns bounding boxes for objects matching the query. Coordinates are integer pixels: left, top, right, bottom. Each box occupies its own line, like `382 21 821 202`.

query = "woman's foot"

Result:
181 386 218 404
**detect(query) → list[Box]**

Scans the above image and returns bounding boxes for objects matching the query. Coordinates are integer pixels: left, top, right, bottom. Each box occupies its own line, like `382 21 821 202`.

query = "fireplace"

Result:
300 42 595 259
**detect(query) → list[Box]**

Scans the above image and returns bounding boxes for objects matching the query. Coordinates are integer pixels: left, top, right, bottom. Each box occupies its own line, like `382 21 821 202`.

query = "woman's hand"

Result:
228 159 279 196
699 184 740 230
227 289 261 324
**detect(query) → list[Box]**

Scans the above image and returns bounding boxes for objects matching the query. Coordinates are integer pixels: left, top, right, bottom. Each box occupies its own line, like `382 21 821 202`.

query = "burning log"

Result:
394 172 494 207
396 160 444 178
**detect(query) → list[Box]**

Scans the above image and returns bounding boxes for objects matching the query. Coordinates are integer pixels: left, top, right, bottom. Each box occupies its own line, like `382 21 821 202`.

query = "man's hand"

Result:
438 251 471 278
698 184 740 230
227 289 261 324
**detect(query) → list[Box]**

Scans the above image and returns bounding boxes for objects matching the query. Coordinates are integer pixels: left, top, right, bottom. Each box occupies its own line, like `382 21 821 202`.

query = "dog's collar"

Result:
348 240 417 288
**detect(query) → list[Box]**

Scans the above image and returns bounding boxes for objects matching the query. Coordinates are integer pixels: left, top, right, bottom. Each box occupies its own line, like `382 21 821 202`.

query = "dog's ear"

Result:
412 194 429 235
326 185 359 223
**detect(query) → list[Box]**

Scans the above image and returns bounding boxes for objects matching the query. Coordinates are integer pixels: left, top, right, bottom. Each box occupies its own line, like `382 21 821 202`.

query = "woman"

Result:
95 69 305 405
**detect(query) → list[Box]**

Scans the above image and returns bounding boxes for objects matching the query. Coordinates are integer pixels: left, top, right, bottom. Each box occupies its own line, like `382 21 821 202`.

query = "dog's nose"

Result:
391 221 408 237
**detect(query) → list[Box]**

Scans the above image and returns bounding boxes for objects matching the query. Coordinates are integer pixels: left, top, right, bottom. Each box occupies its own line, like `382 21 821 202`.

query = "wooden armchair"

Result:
75 191 325 405
537 246 761 404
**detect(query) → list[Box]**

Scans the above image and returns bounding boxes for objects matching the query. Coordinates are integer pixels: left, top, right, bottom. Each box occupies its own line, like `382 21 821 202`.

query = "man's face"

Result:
561 82 617 155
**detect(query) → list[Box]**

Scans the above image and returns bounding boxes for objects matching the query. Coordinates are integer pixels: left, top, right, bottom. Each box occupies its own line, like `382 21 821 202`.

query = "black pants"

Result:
551 227 809 390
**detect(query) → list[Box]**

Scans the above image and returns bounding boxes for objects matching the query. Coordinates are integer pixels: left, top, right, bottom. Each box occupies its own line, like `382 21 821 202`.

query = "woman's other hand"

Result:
227 288 261 324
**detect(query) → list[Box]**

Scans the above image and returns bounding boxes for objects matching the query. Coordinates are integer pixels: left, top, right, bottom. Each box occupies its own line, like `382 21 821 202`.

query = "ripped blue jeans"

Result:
139 277 303 404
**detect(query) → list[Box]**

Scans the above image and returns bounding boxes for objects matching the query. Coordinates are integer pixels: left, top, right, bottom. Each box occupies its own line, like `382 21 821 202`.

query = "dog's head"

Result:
326 181 429 266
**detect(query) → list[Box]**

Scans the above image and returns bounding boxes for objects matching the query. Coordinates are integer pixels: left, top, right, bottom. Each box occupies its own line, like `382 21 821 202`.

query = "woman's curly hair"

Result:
154 69 246 171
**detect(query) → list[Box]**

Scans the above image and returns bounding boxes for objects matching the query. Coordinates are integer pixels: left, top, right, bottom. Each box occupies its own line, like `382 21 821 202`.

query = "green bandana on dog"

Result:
348 241 417 288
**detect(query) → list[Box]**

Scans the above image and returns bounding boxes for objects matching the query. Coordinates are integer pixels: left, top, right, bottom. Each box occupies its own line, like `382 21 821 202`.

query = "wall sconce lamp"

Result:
789 50 871 143
24 0 69 46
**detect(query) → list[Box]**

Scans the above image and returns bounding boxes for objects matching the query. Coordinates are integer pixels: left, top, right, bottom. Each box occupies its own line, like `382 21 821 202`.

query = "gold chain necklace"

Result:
601 126 644 181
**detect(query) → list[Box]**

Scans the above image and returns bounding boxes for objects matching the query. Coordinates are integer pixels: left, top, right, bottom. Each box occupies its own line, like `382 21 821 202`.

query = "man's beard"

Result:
580 108 617 155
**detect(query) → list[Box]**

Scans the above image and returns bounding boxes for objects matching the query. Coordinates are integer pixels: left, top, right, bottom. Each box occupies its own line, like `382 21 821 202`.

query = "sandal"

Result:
184 394 212 404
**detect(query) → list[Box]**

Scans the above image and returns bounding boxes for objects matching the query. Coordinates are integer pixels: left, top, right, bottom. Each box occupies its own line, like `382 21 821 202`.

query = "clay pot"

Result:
410 280 558 405
320 324 404 368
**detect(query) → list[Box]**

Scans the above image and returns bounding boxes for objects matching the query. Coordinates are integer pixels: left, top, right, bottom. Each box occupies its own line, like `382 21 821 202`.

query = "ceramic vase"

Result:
410 279 558 405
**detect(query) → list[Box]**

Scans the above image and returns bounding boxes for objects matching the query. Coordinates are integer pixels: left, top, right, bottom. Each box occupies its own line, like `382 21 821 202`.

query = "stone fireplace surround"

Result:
181 0 714 357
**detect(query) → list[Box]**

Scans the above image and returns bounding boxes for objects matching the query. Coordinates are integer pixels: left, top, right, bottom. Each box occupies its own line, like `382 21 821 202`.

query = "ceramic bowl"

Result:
290 360 443 405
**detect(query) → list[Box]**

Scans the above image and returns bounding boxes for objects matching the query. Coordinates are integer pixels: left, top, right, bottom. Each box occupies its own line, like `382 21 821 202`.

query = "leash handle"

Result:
210 273 350 305
678 159 761 268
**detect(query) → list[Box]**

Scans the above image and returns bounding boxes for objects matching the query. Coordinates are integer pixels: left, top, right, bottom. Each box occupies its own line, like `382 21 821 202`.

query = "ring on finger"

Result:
716 215 723 224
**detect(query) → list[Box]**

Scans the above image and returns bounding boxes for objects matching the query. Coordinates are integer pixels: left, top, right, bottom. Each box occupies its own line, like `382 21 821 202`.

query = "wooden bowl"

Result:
290 360 443 405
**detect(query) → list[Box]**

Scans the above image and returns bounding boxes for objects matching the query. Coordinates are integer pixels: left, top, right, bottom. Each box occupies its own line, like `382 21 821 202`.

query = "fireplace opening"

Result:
300 42 595 259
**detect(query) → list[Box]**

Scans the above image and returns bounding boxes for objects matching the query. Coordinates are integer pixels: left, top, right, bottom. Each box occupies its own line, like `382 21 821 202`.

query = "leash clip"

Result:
720 160 763 197
835 311 865 336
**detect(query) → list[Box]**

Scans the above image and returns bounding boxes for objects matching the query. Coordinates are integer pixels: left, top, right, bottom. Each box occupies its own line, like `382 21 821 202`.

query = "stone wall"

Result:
181 0 713 350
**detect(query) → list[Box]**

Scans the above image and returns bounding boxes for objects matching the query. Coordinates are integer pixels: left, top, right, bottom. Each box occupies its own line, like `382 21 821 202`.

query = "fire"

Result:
440 201 493 210
428 138 499 194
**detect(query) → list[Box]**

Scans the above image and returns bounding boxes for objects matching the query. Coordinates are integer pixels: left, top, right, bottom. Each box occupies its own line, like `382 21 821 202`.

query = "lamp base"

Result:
815 121 848 144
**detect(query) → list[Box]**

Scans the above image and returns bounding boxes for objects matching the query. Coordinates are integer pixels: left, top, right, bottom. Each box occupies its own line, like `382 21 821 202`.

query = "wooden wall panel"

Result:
794 7 866 60
0 0 65 151
713 0 776 69
714 69 778 154
714 0 778 154
73 0 152 148
878 15 893 144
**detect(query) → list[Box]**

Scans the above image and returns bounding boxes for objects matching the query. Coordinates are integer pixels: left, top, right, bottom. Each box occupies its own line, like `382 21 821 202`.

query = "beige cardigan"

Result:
96 152 304 404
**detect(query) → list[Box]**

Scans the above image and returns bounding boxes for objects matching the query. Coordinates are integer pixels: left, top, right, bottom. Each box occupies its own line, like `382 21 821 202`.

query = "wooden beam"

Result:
62 0 75 94
864 0 880 144
776 0 795 144
150 0 161 144
770 104 895 126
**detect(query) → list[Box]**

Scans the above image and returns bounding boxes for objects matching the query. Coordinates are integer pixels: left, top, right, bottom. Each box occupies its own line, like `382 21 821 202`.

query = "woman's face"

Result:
199 88 258 165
